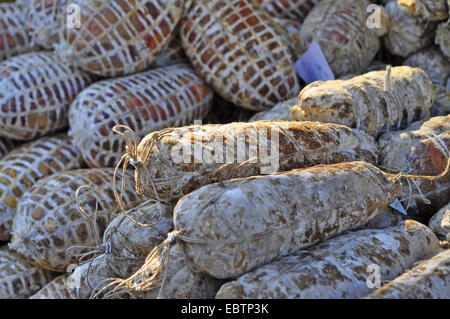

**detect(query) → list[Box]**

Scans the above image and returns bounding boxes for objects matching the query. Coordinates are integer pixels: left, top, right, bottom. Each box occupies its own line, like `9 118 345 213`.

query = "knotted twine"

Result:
69 184 142 299
65 185 109 297
112 125 170 228
385 129 449 209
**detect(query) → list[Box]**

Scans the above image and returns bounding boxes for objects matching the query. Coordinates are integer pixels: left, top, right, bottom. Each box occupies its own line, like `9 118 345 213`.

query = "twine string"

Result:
112 125 167 228
66 185 106 294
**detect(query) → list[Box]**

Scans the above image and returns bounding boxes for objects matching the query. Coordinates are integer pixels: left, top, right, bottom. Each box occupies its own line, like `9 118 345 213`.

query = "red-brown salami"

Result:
9 168 144 272
0 134 84 241
57 0 184 77
179 0 300 111
69 64 212 168
0 52 95 141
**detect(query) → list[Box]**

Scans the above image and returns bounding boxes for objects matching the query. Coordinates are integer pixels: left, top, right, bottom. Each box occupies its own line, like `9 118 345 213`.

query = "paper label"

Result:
389 198 408 215
295 41 335 84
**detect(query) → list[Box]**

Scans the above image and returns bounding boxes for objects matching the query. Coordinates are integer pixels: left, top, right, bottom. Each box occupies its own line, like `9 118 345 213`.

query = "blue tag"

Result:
389 198 408 215
295 41 335 84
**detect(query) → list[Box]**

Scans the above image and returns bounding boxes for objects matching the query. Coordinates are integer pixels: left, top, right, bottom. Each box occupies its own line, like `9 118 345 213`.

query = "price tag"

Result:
389 198 408 215
295 41 335 84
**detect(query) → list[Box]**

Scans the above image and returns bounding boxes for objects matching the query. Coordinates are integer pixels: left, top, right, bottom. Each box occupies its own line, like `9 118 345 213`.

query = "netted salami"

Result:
216 220 439 298
179 0 300 111
296 66 434 136
116 121 377 204
0 52 95 141
404 46 450 86
9 168 144 272
0 247 55 299
57 0 185 77
0 3 35 62
378 115 450 221
367 248 450 299
299 0 382 77
383 0 438 57
0 134 84 241
69 64 213 168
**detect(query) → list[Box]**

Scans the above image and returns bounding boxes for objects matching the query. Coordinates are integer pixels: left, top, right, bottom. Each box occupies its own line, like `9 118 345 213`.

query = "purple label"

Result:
389 198 408 215
295 41 335 84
